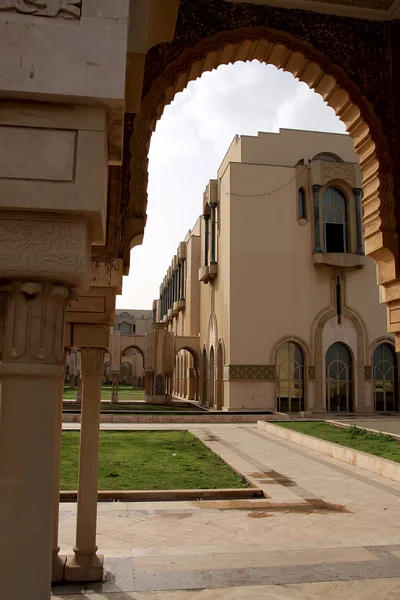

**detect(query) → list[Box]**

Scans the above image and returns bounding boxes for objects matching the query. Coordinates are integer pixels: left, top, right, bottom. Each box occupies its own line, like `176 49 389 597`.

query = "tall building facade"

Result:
156 130 397 414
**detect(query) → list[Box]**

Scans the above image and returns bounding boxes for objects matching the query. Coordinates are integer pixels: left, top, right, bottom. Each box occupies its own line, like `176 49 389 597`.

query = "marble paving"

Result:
53 423 400 598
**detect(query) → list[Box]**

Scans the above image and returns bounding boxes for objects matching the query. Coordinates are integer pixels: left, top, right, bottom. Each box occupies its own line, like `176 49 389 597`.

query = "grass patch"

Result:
278 421 400 463
60 430 249 490
63 386 145 401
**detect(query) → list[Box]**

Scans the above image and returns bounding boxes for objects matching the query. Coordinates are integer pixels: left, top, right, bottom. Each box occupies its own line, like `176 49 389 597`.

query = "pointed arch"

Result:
129 26 397 288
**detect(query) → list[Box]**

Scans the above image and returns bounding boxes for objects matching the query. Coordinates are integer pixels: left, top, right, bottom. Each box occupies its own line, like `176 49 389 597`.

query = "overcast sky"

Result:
116 60 346 309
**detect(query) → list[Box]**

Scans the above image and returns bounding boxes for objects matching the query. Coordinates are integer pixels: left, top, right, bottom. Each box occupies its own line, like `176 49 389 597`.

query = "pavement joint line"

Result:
199 427 321 504
245 426 400 499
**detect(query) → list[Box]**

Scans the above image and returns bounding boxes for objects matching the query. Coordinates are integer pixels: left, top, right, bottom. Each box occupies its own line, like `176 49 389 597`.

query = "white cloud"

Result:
117 61 346 309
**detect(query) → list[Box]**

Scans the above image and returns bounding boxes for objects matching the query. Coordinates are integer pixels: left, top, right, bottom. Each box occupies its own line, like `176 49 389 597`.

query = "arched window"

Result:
322 187 348 253
298 187 306 221
326 343 352 412
313 152 343 162
373 343 397 412
276 342 304 413
119 311 131 319
118 322 131 335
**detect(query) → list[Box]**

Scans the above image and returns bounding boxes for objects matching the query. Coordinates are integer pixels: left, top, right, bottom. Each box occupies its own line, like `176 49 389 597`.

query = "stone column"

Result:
0 284 72 599
210 202 217 264
180 260 185 300
0 215 89 600
52 373 67 582
354 188 364 255
111 372 119 403
312 185 322 253
204 214 210 266
65 345 106 582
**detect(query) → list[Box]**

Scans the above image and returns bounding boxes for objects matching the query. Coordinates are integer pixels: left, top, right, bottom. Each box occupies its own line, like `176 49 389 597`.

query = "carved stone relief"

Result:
155 373 164 395
308 366 317 381
0 216 90 289
0 0 82 19
364 365 372 381
320 162 356 187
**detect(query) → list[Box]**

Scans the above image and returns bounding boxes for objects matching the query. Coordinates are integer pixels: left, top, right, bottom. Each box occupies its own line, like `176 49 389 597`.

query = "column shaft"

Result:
312 185 322 253
65 347 104 582
204 214 210 266
52 375 67 582
354 188 364 255
0 282 70 600
210 202 217 264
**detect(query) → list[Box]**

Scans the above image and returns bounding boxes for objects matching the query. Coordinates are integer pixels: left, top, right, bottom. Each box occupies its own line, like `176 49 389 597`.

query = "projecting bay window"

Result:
322 186 348 253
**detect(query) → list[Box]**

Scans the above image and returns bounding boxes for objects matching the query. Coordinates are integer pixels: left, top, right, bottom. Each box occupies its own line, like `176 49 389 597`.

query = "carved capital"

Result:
80 348 105 378
0 214 90 292
0 281 70 366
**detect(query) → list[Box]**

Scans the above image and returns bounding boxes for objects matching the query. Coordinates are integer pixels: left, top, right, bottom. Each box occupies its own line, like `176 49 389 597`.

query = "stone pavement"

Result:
53 423 400 598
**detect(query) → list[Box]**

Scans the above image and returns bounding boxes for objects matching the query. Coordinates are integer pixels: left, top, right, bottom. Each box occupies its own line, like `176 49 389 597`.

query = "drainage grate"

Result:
60 495 263 503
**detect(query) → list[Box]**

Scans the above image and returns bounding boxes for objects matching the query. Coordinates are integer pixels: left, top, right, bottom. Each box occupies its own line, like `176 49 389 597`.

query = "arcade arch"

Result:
172 346 199 401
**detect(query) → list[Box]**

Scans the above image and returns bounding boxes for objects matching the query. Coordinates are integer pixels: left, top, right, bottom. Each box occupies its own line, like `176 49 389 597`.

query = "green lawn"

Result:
61 430 249 490
278 421 400 463
63 385 145 401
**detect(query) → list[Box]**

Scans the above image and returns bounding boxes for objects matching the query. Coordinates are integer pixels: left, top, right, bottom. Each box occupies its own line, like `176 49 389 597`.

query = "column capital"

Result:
0 281 70 368
80 347 105 378
312 184 321 192
203 214 210 221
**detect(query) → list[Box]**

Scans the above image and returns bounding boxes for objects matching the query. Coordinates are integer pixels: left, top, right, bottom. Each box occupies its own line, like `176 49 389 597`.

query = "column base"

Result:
52 555 67 583
65 553 104 582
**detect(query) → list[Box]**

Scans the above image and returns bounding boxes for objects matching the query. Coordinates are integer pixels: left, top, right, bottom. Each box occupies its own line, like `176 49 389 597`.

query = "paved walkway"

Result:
53 423 400 598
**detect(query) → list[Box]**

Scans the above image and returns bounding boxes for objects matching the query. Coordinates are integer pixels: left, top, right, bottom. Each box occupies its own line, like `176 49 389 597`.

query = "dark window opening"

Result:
298 188 306 220
326 223 345 253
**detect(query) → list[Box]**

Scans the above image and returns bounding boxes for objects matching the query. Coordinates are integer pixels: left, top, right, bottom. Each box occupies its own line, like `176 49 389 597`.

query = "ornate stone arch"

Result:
269 334 311 366
313 305 367 410
129 26 397 288
207 313 218 354
368 335 396 367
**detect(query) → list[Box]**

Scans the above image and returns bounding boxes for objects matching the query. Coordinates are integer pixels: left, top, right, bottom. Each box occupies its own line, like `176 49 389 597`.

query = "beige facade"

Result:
156 130 397 414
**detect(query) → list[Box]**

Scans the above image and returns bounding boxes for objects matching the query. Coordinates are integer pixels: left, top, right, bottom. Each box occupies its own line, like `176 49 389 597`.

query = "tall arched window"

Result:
373 343 397 412
326 343 352 412
276 342 304 413
322 187 348 253
298 187 306 221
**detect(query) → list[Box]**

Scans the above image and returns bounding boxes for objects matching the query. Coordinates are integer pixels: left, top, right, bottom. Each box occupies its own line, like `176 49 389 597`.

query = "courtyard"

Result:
53 422 400 598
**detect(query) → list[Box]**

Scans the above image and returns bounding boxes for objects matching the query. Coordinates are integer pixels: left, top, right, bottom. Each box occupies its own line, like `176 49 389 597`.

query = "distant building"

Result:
155 130 397 414
66 309 152 389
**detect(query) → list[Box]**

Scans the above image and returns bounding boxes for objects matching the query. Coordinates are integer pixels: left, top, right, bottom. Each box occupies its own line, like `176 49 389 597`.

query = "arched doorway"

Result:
208 346 215 408
216 341 224 411
122 345 145 389
201 348 208 406
373 343 397 412
276 342 305 413
326 343 352 412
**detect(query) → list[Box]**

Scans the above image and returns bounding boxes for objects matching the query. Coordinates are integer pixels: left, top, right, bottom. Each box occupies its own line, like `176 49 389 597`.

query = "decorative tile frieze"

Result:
364 366 372 381
228 365 276 381
155 374 164 395
308 366 316 381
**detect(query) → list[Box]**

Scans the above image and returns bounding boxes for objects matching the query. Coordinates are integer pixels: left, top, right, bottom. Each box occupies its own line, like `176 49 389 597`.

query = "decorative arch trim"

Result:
269 334 311 365
121 344 145 361
313 305 366 410
129 25 397 285
368 335 396 364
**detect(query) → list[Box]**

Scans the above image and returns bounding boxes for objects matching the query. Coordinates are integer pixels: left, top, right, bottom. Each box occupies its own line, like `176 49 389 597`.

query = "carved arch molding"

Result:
127 20 397 288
